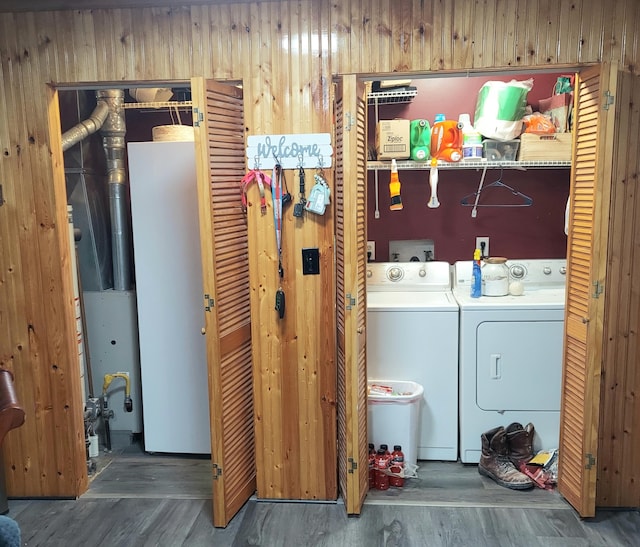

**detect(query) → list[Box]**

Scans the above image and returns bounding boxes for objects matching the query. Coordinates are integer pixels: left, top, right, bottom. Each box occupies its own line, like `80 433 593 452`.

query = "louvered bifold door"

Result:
191 78 255 528
335 75 369 516
557 64 618 518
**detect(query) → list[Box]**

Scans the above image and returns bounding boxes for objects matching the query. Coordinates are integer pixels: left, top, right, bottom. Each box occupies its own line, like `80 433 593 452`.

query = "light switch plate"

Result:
302 248 320 275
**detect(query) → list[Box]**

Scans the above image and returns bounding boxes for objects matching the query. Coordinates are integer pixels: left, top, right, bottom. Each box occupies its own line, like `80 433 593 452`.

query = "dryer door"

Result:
476 320 563 411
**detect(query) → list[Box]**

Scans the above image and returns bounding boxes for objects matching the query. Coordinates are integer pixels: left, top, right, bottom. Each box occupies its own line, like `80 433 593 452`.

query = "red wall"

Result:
367 73 570 263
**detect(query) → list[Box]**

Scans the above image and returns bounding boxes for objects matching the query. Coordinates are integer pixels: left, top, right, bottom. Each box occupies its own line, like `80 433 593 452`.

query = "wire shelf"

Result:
123 101 193 110
367 159 571 170
367 89 418 105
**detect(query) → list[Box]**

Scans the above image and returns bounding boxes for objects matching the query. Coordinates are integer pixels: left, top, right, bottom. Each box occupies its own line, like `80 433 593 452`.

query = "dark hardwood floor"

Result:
6 442 640 546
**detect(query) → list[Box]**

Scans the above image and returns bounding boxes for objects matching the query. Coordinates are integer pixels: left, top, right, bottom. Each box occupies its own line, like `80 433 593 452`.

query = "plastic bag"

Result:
522 113 556 134
474 78 534 141
539 93 573 133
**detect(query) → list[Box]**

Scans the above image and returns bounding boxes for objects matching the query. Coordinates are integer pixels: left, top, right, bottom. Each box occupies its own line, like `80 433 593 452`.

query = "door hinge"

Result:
213 463 223 480
585 453 596 470
603 91 614 110
345 293 356 310
204 293 215 311
193 107 204 127
592 280 603 299
345 112 355 131
347 457 358 474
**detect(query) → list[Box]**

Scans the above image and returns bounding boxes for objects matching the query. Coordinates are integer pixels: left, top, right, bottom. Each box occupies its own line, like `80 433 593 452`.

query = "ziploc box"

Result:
376 119 410 160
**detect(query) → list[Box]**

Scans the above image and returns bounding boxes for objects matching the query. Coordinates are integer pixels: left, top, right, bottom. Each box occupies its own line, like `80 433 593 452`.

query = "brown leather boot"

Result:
478 426 533 490
506 422 535 468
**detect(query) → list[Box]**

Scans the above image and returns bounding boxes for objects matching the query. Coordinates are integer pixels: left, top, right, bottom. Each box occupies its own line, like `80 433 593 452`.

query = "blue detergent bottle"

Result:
471 249 482 298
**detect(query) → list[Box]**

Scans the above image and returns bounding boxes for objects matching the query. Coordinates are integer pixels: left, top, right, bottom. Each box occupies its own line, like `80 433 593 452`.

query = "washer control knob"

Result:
387 267 403 282
510 265 526 279
419 268 426 277
560 266 567 275
543 266 552 275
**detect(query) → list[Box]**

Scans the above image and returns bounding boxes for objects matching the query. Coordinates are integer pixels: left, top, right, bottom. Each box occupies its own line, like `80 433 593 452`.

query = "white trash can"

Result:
367 380 424 467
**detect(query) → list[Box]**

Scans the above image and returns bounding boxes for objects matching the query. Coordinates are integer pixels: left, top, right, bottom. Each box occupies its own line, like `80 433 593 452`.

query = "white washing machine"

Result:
367 261 459 461
453 259 566 464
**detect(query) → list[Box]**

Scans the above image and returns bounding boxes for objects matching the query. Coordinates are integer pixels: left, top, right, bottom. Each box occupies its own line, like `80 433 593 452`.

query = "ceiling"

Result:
0 0 258 12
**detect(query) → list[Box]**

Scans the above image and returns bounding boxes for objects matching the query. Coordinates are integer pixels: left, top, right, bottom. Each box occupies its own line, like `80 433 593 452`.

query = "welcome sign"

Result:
246 133 333 169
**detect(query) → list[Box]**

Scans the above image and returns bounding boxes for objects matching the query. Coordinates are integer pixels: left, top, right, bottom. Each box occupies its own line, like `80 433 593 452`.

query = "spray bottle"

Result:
471 249 482 298
389 159 403 211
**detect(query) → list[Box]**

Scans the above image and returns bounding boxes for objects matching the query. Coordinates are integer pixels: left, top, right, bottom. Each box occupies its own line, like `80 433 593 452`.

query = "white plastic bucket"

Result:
367 380 424 467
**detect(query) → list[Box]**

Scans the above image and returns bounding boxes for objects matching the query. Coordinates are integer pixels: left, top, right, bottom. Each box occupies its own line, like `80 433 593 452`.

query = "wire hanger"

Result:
460 165 533 217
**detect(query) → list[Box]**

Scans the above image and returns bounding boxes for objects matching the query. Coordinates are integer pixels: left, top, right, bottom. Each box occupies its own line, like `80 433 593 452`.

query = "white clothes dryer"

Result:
367 262 459 461
453 259 567 464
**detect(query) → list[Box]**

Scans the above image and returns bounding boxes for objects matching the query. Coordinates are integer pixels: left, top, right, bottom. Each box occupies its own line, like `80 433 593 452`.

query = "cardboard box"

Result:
375 119 410 160
518 133 573 161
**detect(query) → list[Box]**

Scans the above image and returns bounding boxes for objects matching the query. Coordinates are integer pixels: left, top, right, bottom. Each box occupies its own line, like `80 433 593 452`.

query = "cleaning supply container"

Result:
471 249 482 297
459 113 483 161
410 119 431 161
431 115 463 162
482 257 509 296
367 380 423 466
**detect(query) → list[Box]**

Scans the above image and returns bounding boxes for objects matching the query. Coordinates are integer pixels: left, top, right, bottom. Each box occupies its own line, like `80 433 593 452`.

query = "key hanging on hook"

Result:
293 153 306 218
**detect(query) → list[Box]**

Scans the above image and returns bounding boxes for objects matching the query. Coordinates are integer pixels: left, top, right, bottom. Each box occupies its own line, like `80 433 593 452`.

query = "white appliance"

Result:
453 258 566 464
367 261 459 461
128 141 210 454
83 290 143 435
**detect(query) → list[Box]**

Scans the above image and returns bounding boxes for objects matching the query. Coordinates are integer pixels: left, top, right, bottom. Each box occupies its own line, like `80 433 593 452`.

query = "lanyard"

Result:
272 163 286 319
240 169 271 214
272 163 284 279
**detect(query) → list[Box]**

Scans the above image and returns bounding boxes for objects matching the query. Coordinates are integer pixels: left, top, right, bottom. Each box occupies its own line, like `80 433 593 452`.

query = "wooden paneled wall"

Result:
0 0 639 498
597 70 640 508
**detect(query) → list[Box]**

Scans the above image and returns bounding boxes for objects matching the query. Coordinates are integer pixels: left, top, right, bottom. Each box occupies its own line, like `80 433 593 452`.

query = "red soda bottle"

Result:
368 443 376 488
374 449 390 490
389 445 405 487
380 444 391 456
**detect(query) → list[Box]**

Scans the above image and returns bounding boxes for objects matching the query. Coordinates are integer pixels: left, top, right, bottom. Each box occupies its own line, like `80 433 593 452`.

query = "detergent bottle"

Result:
389 159 403 211
430 114 463 162
459 113 483 161
410 119 431 161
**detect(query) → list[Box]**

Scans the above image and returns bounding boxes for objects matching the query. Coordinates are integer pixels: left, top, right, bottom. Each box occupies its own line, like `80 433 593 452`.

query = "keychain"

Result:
305 172 330 215
293 164 306 218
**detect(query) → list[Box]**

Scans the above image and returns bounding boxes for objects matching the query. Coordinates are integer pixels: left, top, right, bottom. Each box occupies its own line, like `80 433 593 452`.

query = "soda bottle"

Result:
389 445 405 487
368 443 376 488
374 448 390 490
380 444 390 456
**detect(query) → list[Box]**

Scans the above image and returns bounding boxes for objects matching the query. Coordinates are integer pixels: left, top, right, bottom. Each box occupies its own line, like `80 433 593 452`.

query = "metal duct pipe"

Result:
61 100 110 152
98 89 132 291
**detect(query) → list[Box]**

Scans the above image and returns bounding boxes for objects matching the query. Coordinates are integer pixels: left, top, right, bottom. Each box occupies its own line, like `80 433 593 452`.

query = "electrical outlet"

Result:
367 241 375 261
476 237 490 258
